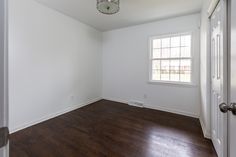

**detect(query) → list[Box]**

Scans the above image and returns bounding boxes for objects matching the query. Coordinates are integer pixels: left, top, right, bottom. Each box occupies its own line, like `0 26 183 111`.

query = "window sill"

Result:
148 81 197 88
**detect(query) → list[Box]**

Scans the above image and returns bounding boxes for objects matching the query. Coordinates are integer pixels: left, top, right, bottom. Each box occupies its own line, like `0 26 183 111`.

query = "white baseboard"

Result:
102 97 199 118
10 97 102 134
144 104 199 118
199 117 211 139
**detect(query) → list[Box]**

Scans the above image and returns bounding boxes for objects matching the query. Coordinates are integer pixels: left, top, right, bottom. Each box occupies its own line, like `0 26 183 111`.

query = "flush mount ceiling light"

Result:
97 0 120 15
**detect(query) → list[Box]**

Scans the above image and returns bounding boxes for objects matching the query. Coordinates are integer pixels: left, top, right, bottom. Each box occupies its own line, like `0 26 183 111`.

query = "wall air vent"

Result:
128 101 144 108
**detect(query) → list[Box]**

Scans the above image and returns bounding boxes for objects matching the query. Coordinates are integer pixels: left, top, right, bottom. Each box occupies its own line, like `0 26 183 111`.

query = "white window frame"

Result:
148 32 195 86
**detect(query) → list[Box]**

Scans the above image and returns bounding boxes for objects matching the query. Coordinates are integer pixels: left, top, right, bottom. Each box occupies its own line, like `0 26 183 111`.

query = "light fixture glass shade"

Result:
97 0 120 15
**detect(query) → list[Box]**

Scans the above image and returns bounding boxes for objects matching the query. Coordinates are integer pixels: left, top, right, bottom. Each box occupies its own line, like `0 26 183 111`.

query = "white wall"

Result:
102 14 201 117
9 0 102 133
200 0 211 138
8 0 203 133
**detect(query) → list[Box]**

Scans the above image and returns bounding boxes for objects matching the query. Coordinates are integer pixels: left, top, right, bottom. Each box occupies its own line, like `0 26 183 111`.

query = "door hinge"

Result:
0 127 9 148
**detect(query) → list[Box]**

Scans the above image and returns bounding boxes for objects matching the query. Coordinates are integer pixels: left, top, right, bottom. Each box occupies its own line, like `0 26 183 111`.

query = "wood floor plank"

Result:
10 100 217 157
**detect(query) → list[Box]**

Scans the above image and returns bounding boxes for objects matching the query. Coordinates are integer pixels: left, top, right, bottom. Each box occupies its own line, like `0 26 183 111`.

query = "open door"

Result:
210 0 228 156
0 0 9 157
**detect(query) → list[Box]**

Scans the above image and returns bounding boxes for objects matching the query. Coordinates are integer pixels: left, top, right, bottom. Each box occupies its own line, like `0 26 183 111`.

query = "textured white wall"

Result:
102 14 201 117
8 0 102 133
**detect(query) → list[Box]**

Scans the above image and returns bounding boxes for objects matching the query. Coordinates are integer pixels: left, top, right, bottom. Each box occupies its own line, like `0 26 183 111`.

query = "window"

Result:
149 33 192 84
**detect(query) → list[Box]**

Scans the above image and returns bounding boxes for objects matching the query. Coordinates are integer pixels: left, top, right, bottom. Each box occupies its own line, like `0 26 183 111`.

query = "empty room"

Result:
1 0 236 157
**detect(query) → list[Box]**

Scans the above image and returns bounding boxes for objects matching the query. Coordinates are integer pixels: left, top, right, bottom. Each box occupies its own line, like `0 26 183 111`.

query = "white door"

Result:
210 0 228 157
229 0 236 156
0 0 8 157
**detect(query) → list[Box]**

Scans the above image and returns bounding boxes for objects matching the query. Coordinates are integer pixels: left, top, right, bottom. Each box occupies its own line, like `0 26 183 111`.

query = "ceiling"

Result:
35 0 203 31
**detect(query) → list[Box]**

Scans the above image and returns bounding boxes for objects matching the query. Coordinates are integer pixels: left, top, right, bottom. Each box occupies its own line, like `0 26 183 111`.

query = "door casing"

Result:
0 0 9 156
228 0 236 156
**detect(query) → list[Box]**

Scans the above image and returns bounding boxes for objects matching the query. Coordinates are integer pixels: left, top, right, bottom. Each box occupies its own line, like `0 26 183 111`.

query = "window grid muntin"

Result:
150 33 192 83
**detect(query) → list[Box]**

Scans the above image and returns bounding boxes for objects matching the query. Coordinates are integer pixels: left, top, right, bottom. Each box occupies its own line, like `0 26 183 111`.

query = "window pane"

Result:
171 36 180 47
161 60 170 81
153 39 161 48
170 47 180 58
153 49 161 58
170 60 180 81
180 71 191 82
150 34 192 83
180 59 191 82
180 59 191 71
161 48 170 58
181 35 191 47
161 38 170 48
152 70 161 80
152 60 160 70
181 47 191 57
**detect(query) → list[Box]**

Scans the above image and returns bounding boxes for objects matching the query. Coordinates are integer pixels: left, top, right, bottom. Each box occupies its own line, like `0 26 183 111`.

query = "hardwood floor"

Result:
10 100 217 157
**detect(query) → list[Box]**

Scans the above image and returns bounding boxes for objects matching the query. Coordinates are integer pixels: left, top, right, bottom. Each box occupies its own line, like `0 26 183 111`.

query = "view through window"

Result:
150 33 192 83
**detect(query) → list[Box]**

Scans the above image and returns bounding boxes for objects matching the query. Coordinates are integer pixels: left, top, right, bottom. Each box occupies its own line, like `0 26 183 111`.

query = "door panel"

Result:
229 0 236 156
210 0 228 157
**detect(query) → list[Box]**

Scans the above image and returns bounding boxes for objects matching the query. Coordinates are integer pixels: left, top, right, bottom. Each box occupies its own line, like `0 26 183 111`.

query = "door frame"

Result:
2 0 8 128
0 0 9 156
227 0 234 156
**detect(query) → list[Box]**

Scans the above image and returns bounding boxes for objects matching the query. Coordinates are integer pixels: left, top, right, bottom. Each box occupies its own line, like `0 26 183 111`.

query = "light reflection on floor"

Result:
145 127 195 157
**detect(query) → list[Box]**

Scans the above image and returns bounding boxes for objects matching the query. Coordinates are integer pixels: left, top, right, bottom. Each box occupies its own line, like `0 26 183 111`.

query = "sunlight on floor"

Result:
146 127 193 157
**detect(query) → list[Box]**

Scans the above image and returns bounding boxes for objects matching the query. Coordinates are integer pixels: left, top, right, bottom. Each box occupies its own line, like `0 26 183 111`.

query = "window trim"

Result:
148 32 195 86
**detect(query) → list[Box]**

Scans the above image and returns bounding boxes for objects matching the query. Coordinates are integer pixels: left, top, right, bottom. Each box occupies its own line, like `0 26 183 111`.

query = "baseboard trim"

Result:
10 97 102 134
102 97 199 118
144 104 199 118
199 117 211 139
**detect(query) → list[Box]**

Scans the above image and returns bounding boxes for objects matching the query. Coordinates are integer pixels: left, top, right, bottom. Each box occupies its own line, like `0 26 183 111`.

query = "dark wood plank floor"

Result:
10 100 217 157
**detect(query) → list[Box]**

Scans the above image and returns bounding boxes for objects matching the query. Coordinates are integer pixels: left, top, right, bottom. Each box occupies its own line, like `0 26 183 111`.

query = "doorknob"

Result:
230 103 236 115
219 103 229 113
219 103 236 115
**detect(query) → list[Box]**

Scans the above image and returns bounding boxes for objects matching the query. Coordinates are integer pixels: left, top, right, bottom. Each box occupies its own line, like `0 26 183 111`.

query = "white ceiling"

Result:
35 0 203 31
